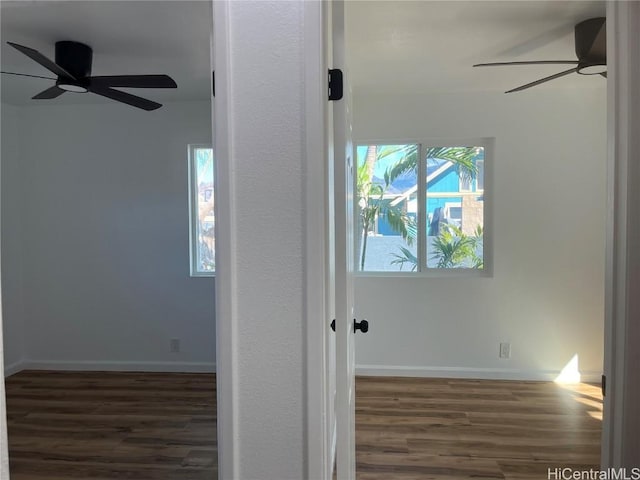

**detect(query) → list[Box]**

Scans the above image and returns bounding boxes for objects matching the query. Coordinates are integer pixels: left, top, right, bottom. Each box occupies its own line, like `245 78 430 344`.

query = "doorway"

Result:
0 1 217 477
345 1 607 477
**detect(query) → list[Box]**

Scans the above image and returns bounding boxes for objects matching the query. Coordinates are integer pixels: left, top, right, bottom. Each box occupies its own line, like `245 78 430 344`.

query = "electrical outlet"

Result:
170 338 181 353
499 342 511 359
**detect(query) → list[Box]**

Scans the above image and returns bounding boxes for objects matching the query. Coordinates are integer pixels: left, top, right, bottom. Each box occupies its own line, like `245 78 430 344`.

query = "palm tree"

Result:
392 224 484 270
430 224 478 268
389 246 418 272
384 145 477 185
357 145 417 270
357 144 479 270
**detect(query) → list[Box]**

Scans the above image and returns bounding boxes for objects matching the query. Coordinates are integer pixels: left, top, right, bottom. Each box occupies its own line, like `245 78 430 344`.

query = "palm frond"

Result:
427 146 478 183
390 246 418 272
429 224 478 268
382 203 416 245
383 145 418 185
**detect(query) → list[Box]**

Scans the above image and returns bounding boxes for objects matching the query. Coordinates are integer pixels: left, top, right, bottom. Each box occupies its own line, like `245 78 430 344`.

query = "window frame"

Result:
188 144 215 277
353 137 493 278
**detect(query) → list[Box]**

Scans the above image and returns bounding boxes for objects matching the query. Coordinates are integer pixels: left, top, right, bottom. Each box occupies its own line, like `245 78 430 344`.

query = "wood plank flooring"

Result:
6 371 602 479
6 371 217 480
355 377 603 480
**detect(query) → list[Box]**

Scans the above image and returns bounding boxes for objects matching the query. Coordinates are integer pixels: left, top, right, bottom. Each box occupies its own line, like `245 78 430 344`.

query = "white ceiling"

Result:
346 0 606 95
0 0 606 108
0 0 212 106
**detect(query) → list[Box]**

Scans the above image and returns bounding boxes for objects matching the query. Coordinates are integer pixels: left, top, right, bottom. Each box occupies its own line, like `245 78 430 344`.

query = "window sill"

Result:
190 273 216 278
354 269 492 279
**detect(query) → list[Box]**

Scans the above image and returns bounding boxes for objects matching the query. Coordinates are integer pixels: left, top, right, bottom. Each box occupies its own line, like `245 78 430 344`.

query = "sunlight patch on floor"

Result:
587 410 603 421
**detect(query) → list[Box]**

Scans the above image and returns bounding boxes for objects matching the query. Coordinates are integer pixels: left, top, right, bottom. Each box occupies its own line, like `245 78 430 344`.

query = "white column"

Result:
603 0 640 467
213 2 327 479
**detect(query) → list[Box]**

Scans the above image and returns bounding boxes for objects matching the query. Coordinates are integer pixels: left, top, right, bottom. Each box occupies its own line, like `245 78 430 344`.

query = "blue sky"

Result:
356 145 409 178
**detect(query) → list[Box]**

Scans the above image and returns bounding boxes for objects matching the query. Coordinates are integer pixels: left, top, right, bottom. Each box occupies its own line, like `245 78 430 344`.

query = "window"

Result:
356 144 418 272
476 159 485 191
356 141 489 273
189 145 215 276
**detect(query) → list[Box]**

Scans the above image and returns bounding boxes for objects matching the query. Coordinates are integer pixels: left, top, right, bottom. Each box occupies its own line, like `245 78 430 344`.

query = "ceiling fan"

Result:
1 40 177 110
473 17 606 93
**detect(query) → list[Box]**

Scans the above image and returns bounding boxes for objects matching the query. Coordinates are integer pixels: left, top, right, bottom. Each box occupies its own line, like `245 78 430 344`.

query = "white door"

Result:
332 1 358 479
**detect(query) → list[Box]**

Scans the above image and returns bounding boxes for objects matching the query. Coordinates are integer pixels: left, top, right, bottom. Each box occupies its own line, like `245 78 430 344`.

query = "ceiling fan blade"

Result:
474 61 579 67
32 85 65 100
7 42 75 80
505 67 579 93
89 74 177 89
88 85 162 111
1 70 57 80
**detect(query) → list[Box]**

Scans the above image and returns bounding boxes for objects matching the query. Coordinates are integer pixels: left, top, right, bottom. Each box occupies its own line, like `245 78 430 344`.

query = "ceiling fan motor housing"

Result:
54 41 92 82
575 17 606 75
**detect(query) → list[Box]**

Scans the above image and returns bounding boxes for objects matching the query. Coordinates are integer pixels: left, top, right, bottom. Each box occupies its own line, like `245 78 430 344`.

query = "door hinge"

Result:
602 374 606 397
212 71 215 97
328 69 343 101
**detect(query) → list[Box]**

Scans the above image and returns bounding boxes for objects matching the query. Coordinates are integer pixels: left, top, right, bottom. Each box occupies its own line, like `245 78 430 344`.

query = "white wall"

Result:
1 103 25 373
353 88 607 381
2 100 215 372
213 1 316 477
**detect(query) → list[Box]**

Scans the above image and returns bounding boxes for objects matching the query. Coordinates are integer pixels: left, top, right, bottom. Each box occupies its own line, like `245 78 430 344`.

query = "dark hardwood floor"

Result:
6 371 217 480
6 371 602 479
355 377 603 480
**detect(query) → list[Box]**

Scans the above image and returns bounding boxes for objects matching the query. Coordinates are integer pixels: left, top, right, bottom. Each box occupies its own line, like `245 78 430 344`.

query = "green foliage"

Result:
383 145 478 186
357 145 417 270
390 246 418 272
357 144 481 271
429 224 483 269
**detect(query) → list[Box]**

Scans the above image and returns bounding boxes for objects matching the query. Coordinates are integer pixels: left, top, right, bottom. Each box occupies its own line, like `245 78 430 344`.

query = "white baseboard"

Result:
356 364 602 383
4 360 25 377
15 360 216 373
7 360 600 382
